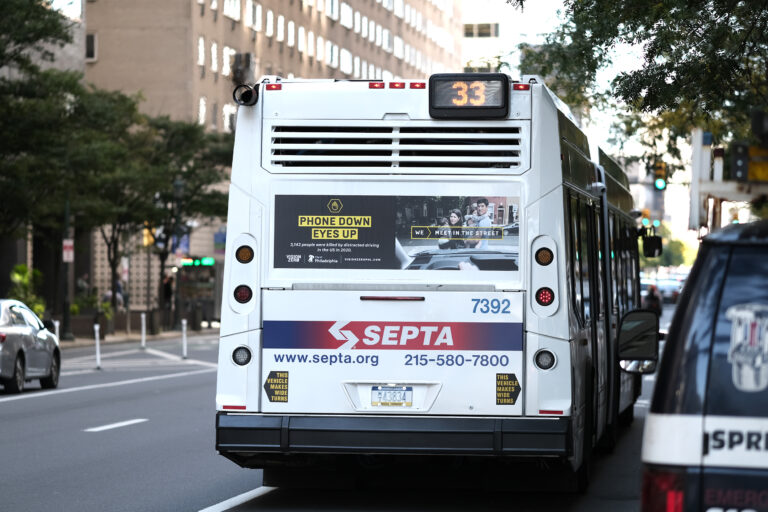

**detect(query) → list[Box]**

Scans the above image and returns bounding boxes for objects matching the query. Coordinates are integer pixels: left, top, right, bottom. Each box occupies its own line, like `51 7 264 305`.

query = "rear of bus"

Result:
216 74 579 481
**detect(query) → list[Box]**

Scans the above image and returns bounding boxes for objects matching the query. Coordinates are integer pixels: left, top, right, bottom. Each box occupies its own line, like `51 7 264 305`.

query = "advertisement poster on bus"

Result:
273 194 520 271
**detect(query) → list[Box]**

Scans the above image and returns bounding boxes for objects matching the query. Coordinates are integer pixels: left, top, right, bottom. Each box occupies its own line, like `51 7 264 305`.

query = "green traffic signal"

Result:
641 218 650 226
654 178 667 190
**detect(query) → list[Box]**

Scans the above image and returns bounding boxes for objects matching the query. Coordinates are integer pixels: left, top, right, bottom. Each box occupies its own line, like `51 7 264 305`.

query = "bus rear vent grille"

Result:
268 124 524 169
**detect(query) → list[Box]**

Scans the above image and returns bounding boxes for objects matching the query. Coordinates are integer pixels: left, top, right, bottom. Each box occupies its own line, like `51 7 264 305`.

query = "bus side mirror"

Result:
617 310 660 374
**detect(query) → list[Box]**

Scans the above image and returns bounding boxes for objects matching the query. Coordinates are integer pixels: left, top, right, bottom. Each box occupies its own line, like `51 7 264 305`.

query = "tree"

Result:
518 0 768 170
143 117 231 306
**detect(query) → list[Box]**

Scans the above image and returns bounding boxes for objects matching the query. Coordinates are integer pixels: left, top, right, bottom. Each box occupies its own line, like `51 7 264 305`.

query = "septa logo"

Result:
329 321 452 349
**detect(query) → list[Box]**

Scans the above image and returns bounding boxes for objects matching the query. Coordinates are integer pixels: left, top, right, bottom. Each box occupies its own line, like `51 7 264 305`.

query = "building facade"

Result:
83 0 462 311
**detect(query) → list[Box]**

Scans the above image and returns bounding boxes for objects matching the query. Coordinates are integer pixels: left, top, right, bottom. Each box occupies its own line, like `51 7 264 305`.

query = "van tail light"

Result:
642 466 685 512
0 333 5 343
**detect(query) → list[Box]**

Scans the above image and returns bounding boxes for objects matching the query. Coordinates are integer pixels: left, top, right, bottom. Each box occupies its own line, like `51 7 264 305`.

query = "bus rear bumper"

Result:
216 413 570 463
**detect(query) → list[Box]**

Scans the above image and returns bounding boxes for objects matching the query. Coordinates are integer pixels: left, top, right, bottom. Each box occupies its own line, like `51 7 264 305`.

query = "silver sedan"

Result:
0 299 60 393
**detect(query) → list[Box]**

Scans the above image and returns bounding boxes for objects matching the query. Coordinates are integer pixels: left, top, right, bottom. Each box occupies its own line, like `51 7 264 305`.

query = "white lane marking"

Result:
0 368 215 404
84 418 148 432
144 348 218 369
199 487 276 512
60 369 99 377
66 349 140 362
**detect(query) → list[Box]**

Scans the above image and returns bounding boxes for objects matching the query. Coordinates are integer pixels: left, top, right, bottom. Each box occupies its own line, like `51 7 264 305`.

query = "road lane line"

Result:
0 368 215 404
144 348 218 369
84 418 148 432
199 487 276 512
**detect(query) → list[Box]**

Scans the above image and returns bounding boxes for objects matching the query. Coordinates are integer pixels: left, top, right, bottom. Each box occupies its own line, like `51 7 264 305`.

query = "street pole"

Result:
61 198 74 340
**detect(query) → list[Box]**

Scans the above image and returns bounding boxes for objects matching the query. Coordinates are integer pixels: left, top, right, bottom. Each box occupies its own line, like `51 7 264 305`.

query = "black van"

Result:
641 221 768 512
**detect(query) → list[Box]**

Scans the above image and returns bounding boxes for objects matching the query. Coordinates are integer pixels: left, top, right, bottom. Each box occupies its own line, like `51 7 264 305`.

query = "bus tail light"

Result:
535 287 555 306
232 346 252 366
389 82 405 89
234 285 253 303
369 82 385 89
641 467 685 512
410 82 426 89
534 349 556 370
266 84 282 90
235 245 254 263
513 83 531 91
535 247 554 266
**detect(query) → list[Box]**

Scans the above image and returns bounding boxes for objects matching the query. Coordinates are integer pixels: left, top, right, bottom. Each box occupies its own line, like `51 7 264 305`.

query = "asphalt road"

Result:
0 307 675 512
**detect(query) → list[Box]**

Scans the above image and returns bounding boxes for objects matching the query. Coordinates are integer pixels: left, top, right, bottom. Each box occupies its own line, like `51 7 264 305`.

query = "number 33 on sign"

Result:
451 81 486 106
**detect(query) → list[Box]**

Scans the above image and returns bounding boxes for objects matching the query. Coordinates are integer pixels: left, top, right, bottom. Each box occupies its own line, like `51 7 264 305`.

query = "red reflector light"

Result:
266 84 282 90
0 333 5 343
233 285 253 303
535 287 555 306
539 410 563 415
369 82 385 89
642 467 685 512
389 82 405 89
410 82 426 89
222 405 247 410
513 83 531 91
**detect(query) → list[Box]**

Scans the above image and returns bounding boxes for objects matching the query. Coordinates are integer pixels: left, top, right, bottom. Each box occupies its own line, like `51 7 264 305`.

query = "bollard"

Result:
54 320 60 340
181 318 188 359
94 324 101 370
140 312 146 350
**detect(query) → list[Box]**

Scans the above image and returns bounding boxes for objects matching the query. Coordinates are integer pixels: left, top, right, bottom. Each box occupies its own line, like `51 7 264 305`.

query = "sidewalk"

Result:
58 328 220 350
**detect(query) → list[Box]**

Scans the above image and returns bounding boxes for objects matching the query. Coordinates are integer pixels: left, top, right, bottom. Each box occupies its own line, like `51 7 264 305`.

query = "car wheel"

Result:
4 355 25 394
40 352 60 389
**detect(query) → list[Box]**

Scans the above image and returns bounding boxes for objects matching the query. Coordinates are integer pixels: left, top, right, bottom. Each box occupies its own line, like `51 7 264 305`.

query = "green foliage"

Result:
519 0 768 168
8 264 45 316
0 0 73 72
99 301 113 321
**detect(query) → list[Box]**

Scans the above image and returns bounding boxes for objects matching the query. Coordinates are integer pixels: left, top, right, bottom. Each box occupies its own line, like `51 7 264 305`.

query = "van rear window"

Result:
706 246 768 418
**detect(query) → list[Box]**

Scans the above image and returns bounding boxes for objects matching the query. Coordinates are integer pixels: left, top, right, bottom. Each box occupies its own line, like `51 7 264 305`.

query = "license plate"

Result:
371 386 413 407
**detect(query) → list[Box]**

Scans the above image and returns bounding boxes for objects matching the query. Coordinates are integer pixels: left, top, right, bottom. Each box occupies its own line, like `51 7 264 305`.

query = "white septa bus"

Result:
216 73 649 489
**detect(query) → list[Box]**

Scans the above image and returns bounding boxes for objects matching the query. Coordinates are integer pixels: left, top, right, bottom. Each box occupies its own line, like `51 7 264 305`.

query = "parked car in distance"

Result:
0 299 60 393
641 221 768 511
502 222 519 235
655 278 683 303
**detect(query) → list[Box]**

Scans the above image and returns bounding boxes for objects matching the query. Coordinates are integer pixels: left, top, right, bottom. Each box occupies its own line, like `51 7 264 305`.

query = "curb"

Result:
58 328 220 350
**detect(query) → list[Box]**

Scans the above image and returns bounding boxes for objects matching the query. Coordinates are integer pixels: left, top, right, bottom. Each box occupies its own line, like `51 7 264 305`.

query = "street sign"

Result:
62 238 74 263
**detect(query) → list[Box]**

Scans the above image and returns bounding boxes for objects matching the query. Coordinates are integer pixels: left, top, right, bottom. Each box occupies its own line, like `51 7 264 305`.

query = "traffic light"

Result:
653 162 667 190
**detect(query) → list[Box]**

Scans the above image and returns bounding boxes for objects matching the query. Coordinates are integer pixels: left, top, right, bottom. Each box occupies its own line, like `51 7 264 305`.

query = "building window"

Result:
340 3 353 29
375 24 382 46
316 35 324 61
245 0 253 27
253 3 262 30
222 46 236 76
393 36 403 59
210 102 218 130
353 56 360 78
211 41 218 72
265 9 274 37
223 103 237 133
353 11 361 33
340 48 352 75
382 28 391 52
325 40 333 65
223 0 240 20
210 0 218 10
287 21 295 47
368 20 375 42
276 15 285 42
326 0 339 20
298 26 306 52
85 33 97 61
197 36 205 66
307 30 315 56
464 23 500 37
394 0 404 18
361 16 368 38
198 97 207 125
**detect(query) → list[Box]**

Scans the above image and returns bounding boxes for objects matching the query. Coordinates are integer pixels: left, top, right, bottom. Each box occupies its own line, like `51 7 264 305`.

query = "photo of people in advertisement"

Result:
274 194 520 271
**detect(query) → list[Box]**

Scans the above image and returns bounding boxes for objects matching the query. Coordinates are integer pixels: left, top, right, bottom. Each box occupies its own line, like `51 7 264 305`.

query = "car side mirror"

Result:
617 309 660 374
43 319 55 332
